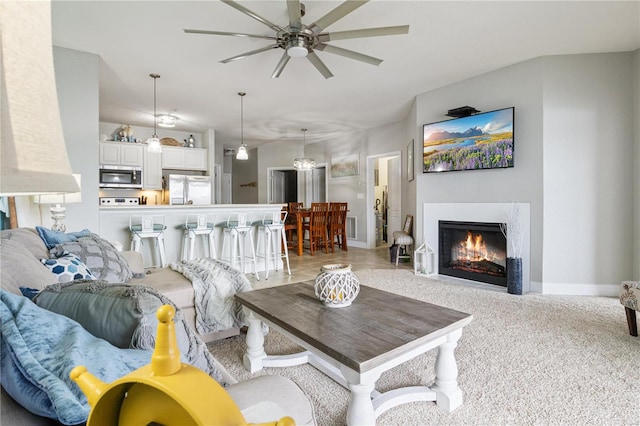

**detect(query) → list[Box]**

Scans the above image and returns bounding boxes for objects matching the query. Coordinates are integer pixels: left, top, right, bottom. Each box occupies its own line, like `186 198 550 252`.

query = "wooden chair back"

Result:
309 202 329 233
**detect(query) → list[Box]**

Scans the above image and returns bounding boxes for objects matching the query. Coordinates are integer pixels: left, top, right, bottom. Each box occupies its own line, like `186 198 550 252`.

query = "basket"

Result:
314 264 360 308
160 137 183 146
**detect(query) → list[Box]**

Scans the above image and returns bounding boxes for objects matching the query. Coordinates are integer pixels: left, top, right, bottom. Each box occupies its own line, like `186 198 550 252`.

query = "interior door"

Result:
311 166 326 202
270 170 286 203
387 156 402 235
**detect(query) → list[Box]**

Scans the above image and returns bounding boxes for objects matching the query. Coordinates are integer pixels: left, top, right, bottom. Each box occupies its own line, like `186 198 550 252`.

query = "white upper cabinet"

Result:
161 146 207 171
99 142 143 167
143 150 163 190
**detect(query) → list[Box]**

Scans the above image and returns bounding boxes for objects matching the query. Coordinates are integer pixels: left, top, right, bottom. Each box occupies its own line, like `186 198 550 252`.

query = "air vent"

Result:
224 149 236 156
346 216 357 240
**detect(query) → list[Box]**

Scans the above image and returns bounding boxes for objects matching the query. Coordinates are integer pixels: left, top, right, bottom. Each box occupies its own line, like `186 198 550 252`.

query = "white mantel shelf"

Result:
99 203 286 268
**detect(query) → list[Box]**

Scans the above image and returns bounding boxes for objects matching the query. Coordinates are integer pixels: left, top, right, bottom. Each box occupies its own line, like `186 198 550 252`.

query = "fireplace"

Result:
438 220 507 287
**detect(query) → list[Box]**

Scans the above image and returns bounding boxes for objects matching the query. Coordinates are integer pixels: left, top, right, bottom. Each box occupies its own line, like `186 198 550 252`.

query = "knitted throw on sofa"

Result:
170 258 253 335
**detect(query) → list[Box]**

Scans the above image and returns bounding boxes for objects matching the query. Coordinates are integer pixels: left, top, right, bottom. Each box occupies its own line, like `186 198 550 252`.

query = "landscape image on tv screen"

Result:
423 107 514 173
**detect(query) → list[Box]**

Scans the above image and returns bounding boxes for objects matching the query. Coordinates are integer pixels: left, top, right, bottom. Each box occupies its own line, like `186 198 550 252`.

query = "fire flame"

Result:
459 231 488 261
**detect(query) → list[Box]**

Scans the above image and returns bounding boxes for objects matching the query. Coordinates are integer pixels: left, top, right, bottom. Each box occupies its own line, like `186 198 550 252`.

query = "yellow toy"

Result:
71 304 295 426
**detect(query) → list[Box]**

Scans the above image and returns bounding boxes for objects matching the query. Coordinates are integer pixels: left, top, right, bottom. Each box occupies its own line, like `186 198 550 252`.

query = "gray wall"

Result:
55 47 100 232
415 52 638 293
541 53 635 292
232 148 259 204
634 49 640 280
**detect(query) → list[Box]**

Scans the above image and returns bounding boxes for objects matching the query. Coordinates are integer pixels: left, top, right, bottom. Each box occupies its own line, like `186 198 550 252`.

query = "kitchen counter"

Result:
99 203 274 210
99 204 286 269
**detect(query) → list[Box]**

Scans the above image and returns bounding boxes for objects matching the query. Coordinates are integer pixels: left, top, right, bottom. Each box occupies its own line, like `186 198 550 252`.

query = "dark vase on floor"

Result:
506 257 523 295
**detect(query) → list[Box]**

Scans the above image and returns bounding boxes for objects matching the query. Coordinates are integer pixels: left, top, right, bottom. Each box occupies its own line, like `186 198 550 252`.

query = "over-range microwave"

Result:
99 165 143 189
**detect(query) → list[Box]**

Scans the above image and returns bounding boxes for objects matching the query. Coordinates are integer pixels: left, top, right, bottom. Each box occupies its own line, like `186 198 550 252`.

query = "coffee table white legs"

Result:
341 368 379 426
241 310 466 424
243 314 266 373
432 328 464 412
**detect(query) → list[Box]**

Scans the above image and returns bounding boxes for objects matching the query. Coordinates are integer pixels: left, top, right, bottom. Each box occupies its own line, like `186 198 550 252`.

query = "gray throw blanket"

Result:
169 258 253 334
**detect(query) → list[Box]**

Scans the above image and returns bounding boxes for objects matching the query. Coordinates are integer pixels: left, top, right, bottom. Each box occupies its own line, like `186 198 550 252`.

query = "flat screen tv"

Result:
423 107 514 173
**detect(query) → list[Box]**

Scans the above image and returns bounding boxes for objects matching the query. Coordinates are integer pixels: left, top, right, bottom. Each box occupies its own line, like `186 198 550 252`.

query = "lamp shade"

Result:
33 174 82 205
0 1 79 196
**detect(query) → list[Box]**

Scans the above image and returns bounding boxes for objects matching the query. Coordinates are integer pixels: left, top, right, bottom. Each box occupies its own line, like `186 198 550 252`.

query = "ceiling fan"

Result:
184 0 409 79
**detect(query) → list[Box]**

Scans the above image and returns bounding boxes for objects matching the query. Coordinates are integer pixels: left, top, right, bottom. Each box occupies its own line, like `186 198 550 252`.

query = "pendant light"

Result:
293 128 315 170
146 73 162 153
236 92 248 160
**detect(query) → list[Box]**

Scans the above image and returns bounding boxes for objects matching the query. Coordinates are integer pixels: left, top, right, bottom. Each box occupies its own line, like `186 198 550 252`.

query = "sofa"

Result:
0 227 315 425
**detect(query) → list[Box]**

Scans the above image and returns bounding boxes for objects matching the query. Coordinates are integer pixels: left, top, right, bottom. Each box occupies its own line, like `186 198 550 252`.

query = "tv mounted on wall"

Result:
423 107 514 173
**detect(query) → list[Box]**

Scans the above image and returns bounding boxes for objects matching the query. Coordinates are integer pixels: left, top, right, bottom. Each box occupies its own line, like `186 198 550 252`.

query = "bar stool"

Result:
180 214 217 261
255 210 291 279
220 212 259 280
129 215 167 268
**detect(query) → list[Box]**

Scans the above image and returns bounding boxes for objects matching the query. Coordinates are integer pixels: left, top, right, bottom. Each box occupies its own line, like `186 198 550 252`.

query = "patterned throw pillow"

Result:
40 252 96 283
50 233 132 283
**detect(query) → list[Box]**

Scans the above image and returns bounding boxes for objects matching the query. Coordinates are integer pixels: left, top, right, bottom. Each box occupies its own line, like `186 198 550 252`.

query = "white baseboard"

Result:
539 282 619 297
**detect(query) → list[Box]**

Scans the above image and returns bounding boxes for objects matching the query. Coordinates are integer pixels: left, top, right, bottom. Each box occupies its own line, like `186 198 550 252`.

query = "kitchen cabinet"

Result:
144 150 162 190
161 146 207 171
99 142 143 167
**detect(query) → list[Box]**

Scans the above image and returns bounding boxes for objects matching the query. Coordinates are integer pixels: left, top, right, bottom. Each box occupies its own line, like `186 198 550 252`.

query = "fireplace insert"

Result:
438 220 507 286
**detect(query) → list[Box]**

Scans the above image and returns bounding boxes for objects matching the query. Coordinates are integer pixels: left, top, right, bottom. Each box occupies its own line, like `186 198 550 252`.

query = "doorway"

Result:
267 167 298 204
367 153 401 248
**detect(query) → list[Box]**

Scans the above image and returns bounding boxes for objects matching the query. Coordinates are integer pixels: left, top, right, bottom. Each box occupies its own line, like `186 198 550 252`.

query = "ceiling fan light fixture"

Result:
286 37 308 58
157 114 178 128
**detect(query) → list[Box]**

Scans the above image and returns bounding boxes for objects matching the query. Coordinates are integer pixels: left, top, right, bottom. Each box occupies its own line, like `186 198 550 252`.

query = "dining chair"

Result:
302 202 329 255
328 202 348 252
285 202 302 248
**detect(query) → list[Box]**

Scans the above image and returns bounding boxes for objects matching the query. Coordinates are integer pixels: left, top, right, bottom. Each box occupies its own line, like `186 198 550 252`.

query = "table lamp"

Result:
0 2 80 202
33 174 82 232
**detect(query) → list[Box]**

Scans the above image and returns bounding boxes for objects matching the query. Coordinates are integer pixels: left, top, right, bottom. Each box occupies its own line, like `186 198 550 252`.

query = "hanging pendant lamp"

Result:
236 92 248 160
293 128 315 170
146 74 162 153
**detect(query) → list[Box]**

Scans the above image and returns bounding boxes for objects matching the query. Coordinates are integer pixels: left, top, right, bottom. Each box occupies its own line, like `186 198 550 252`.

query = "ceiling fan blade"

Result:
271 52 291 78
316 43 382 66
319 25 410 42
220 44 280 64
308 0 368 34
184 29 277 41
220 0 285 33
306 51 334 79
286 0 302 31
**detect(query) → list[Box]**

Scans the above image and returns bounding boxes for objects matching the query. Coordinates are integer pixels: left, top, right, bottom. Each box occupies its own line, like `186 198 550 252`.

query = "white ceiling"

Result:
51 1 640 148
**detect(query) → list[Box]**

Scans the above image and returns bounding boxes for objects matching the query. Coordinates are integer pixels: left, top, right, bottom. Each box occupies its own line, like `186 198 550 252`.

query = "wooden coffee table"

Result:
235 282 473 425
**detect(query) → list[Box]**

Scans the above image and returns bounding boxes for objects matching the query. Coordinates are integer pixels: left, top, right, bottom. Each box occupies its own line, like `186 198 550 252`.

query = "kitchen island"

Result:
99 204 286 270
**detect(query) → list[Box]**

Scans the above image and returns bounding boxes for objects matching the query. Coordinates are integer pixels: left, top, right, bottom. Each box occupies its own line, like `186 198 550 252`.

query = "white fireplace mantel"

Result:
422 203 531 293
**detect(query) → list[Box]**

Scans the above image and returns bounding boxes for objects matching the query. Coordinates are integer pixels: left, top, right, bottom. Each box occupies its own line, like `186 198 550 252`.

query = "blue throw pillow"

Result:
40 252 95 283
35 227 91 250
19 287 41 300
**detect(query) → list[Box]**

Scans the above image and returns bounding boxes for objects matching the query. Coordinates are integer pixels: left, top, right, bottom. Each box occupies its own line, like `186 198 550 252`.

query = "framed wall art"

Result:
331 154 359 178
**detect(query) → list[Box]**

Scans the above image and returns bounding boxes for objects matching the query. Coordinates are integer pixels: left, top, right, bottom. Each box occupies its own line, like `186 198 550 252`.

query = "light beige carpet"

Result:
208 269 639 425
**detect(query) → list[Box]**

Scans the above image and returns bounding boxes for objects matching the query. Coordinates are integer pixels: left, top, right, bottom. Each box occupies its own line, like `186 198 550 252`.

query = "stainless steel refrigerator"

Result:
168 175 212 205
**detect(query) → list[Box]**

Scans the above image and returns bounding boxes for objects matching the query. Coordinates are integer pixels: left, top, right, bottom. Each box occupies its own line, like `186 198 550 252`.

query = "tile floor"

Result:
246 244 413 289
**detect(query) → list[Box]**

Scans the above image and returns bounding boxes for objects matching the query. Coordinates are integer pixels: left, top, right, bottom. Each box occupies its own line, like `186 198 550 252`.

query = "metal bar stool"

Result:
181 214 217 261
129 215 167 268
256 210 291 279
220 212 259 280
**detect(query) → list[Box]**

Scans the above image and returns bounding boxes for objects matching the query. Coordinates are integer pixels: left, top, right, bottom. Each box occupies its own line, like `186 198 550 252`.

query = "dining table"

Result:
294 208 311 256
